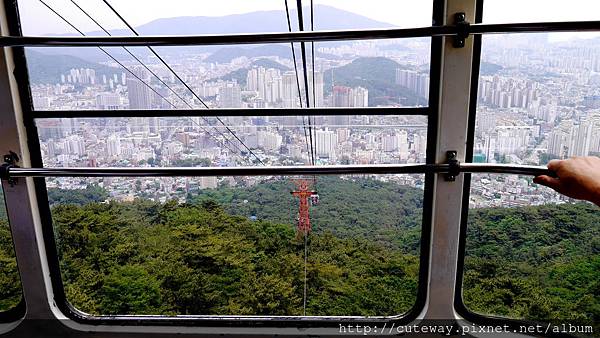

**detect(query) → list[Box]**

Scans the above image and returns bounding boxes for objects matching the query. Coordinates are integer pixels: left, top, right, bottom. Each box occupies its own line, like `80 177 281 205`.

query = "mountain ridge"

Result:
84 5 394 36
32 5 395 62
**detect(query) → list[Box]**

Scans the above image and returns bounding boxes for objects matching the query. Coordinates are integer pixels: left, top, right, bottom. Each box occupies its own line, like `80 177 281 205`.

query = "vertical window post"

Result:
424 0 477 320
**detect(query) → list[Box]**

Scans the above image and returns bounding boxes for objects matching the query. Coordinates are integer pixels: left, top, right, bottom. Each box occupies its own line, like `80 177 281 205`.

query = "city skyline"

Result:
18 2 600 210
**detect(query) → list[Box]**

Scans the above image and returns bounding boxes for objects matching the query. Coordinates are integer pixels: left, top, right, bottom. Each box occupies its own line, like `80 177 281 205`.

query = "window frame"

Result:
2 0 444 327
453 1 594 337
0 186 26 322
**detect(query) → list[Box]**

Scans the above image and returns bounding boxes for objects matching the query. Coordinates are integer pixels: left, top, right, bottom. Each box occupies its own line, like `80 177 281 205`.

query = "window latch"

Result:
445 150 460 181
1 151 20 185
453 12 470 48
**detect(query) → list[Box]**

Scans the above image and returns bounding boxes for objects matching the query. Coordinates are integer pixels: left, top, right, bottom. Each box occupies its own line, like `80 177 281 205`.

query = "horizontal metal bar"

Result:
2 21 600 47
30 107 430 119
1 163 554 178
460 163 556 177
1 26 448 47
4 164 437 177
469 21 600 35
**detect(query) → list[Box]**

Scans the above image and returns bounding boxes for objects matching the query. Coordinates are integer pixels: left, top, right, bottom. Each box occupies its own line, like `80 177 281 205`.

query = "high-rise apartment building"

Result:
218 83 242 108
257 130 282 151
333 86 368 108
316 129 338 159
282 71 299 108
127 66 153 109
308 71 324 107
395 69 430 99
107 133 121 157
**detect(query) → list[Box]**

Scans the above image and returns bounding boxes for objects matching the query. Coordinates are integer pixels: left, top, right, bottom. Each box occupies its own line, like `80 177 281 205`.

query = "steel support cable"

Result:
100 0 265 166
310 0 316 108
294 0 316 166
283 0 305 109
37 0 176 108
284 0 312 165
285 2 312 318
294 0 312 109
38 0 244 159
303 231 308 316
67 0 249 161
309 0 318 174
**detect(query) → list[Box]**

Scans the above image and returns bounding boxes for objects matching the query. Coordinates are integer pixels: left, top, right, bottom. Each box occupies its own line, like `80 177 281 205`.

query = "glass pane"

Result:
463 174 599 336
0 186 23 312
25 39 430 110
474 32 600 166
18 0 432 36
312 0 431 30
35 115 428 167
484 0 600 25
48 174 424 316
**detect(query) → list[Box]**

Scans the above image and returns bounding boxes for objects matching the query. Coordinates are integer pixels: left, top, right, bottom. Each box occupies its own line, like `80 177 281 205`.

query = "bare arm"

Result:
534 156 600 206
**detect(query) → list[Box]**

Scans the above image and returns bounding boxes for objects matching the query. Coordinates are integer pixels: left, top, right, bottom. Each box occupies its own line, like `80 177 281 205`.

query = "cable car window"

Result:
473 31 600 168
18 0 433 36
48 174 424 316
18 0 433 111
0 186 23 314
460 174 599 335
10 0 438 322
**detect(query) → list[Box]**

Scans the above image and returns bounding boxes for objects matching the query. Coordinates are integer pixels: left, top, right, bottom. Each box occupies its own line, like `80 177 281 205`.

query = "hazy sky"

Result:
16 0 600 39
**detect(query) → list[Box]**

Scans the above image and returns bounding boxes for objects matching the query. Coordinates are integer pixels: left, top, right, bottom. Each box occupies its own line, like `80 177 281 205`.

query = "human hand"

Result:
534 156 600 206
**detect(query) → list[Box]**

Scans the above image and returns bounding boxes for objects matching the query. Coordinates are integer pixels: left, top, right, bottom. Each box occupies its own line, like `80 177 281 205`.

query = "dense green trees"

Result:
52 199 419 316
188 176 423 253
0 178 598 335
463 203 600 328
47 184 109 206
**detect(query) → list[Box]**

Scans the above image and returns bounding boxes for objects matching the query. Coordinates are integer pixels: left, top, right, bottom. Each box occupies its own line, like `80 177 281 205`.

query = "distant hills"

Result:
24 49 122 84
85 5 393 36
205 45 293 64
205 45 340 64
324 57 427 106
480 62 504 76
32 5 395 63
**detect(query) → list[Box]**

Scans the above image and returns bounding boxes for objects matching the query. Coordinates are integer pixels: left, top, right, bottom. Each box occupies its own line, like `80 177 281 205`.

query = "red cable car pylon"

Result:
291 179 318 236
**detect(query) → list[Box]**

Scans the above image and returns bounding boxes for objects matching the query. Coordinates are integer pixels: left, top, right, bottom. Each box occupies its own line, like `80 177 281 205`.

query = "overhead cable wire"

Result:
100 0 265 166
68 0 248 159
309 0 318 172
294 0 316 166
294 0 315 319
38 0 244 159
283 0 305 109
310 0 316 108
284 0 312 165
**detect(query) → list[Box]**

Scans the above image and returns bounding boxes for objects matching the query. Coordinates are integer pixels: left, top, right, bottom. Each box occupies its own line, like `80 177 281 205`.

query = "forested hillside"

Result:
188 176 423 252
0 179 597 334
51 199 418 316
323 57 428 106
463 203 600 327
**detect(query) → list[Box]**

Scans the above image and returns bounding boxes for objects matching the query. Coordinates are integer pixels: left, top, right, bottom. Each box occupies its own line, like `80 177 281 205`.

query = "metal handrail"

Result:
1 20 600 47
0 163 554 178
